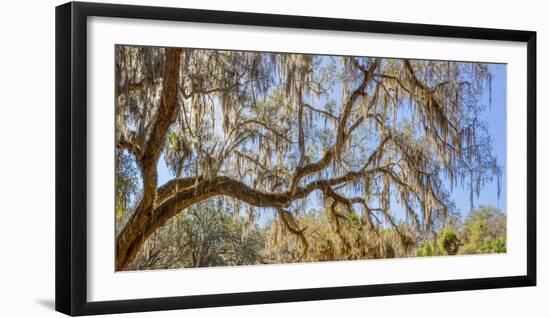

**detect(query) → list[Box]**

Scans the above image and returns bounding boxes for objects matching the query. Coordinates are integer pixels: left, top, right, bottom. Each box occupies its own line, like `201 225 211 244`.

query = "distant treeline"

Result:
125 199 505 271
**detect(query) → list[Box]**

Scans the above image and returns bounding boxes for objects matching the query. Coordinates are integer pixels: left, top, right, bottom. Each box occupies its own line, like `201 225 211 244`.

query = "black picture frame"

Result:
55 1 537 316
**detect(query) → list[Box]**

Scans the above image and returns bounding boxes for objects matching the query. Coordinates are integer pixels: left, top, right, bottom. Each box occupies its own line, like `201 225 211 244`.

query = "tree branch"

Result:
116 132 143 161
302 103 338 120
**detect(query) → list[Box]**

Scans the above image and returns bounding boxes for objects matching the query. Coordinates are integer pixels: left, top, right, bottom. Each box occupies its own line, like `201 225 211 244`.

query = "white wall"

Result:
0 0 546 317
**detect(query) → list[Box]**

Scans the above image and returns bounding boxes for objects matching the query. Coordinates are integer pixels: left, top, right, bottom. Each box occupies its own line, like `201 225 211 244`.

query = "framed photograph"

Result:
55 1 536 316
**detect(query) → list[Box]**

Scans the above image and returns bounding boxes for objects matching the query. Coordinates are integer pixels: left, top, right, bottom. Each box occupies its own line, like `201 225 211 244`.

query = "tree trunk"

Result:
116 48 182 271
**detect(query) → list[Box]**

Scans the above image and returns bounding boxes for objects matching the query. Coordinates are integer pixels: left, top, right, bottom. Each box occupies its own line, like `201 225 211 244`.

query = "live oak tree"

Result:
115 45 501 270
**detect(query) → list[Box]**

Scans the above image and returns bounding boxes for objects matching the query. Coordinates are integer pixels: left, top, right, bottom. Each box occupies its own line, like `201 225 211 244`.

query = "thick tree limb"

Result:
116 154 397 270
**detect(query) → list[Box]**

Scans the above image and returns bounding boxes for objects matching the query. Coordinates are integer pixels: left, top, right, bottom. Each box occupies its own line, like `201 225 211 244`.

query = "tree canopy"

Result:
115 45 502 270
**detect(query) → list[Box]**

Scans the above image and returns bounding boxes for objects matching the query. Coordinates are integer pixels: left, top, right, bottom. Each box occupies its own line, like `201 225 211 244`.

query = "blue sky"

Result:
155 62 507 223
447 64 507 216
